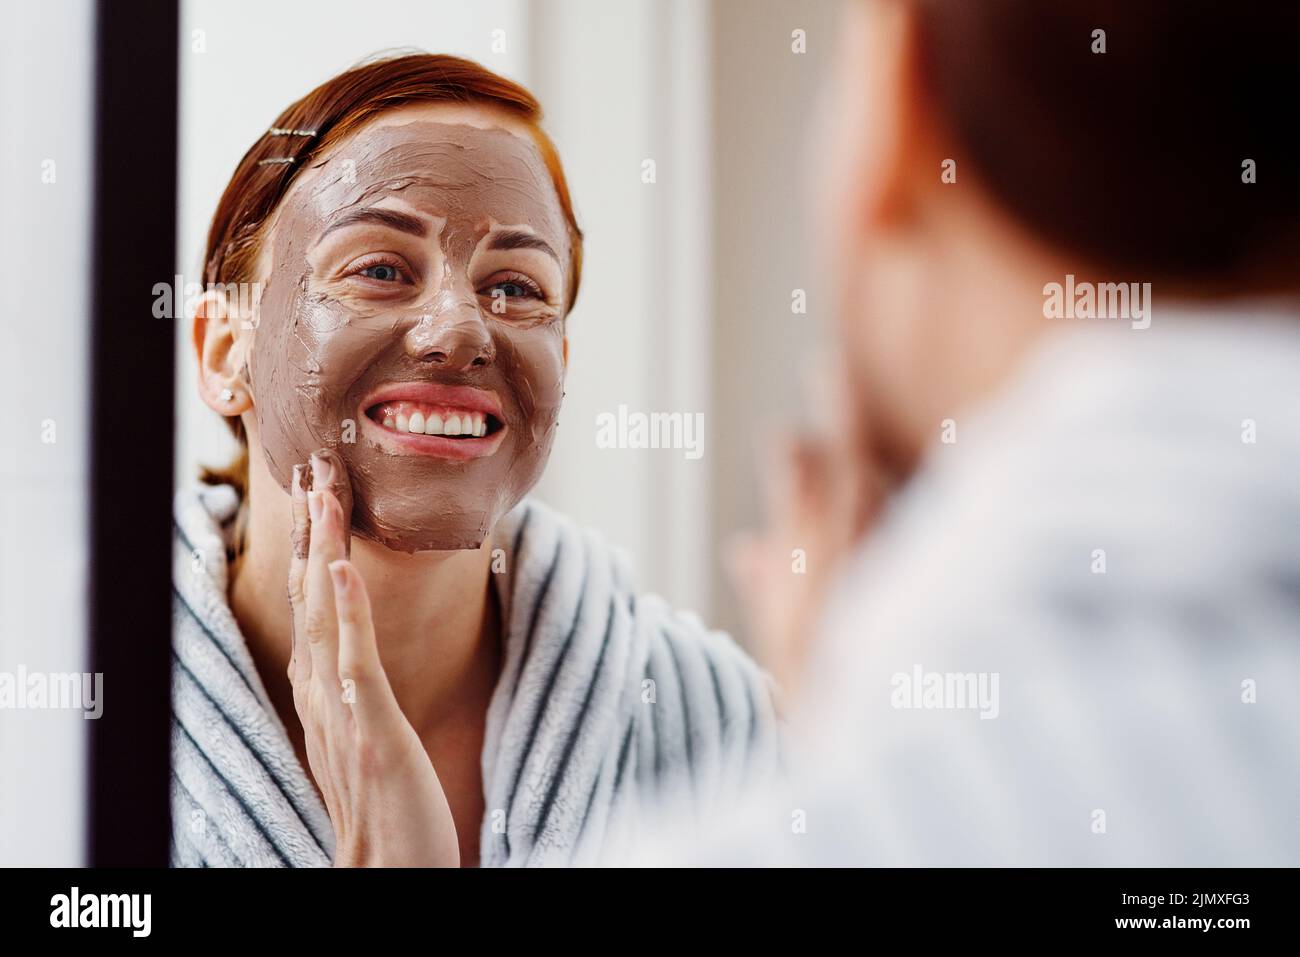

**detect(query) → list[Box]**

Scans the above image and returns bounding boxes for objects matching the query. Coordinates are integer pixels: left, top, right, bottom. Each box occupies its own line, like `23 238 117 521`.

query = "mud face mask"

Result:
245 120 571 552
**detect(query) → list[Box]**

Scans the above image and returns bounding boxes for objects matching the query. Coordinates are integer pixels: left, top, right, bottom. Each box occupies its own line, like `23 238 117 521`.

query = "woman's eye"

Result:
482 276 544 301
359 263 401 282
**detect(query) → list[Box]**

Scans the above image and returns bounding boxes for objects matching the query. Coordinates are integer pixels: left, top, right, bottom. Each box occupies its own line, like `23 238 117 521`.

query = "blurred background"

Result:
1 0 838 864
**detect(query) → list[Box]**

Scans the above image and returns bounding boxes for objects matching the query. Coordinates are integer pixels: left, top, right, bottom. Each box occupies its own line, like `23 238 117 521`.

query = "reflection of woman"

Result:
171 54 779 867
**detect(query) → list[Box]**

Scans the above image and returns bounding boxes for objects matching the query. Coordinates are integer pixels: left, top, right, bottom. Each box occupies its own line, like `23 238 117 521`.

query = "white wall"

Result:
527 0 714 613
0 0 95 866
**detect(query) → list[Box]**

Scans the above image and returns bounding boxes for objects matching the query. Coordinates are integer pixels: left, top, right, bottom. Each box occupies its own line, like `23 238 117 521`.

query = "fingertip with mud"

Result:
290 462 312 560
310 447 354 557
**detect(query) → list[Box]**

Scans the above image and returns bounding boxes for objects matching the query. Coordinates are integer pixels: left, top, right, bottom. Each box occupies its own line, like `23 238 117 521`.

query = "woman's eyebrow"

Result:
486 228 559 263
320 207 430 239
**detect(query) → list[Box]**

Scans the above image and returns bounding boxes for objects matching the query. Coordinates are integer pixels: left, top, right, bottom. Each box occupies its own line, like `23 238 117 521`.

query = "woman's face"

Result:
244 106 571 551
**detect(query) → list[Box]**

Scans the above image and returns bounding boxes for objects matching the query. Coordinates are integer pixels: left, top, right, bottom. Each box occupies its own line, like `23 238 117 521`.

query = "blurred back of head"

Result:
817 0 1300 477
916 0 1300 293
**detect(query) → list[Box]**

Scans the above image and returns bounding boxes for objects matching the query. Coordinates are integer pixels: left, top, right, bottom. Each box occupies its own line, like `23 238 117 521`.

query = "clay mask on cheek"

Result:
245 121 570 552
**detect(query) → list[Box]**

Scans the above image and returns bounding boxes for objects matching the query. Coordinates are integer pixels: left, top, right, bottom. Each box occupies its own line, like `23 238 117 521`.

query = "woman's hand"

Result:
726 357 885 707
287 449 460 867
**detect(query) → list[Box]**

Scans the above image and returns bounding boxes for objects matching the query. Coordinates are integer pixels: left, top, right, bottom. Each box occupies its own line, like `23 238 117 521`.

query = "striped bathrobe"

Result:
169 484 780 867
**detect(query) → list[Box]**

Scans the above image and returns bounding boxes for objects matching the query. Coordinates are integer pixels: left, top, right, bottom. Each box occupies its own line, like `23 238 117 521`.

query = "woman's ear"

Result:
823 0 927 238
193 289 254 416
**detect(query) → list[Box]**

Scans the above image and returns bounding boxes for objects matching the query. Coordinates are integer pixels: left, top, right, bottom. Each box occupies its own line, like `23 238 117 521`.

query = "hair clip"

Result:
258 126 318 166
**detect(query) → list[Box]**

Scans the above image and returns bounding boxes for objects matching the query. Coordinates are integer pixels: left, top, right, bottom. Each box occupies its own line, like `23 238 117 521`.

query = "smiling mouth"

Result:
366 400 506 438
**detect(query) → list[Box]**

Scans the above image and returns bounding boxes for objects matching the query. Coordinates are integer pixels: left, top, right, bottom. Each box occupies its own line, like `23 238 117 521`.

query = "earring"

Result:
219 388 235 403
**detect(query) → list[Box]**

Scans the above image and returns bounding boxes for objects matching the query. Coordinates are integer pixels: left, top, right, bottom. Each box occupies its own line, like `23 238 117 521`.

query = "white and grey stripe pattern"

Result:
170 484 780 867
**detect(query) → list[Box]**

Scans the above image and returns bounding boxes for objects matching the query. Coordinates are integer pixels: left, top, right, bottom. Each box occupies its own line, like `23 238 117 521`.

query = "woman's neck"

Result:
229 451 501 736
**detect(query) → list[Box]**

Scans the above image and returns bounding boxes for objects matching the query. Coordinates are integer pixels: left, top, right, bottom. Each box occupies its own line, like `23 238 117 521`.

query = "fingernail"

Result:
328 560 349 595
308 490 322 522
310 450 332 488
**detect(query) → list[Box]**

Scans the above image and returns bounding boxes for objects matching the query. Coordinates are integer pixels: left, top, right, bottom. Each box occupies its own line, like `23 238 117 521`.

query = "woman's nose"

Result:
402 300 495 370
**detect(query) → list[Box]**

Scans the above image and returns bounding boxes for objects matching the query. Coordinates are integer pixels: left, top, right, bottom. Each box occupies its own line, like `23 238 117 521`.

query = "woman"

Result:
171 53 779 867
720 0 1300 866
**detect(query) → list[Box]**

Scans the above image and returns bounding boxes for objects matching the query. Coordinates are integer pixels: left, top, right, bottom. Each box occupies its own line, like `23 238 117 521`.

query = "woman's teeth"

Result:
375 403 491 438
